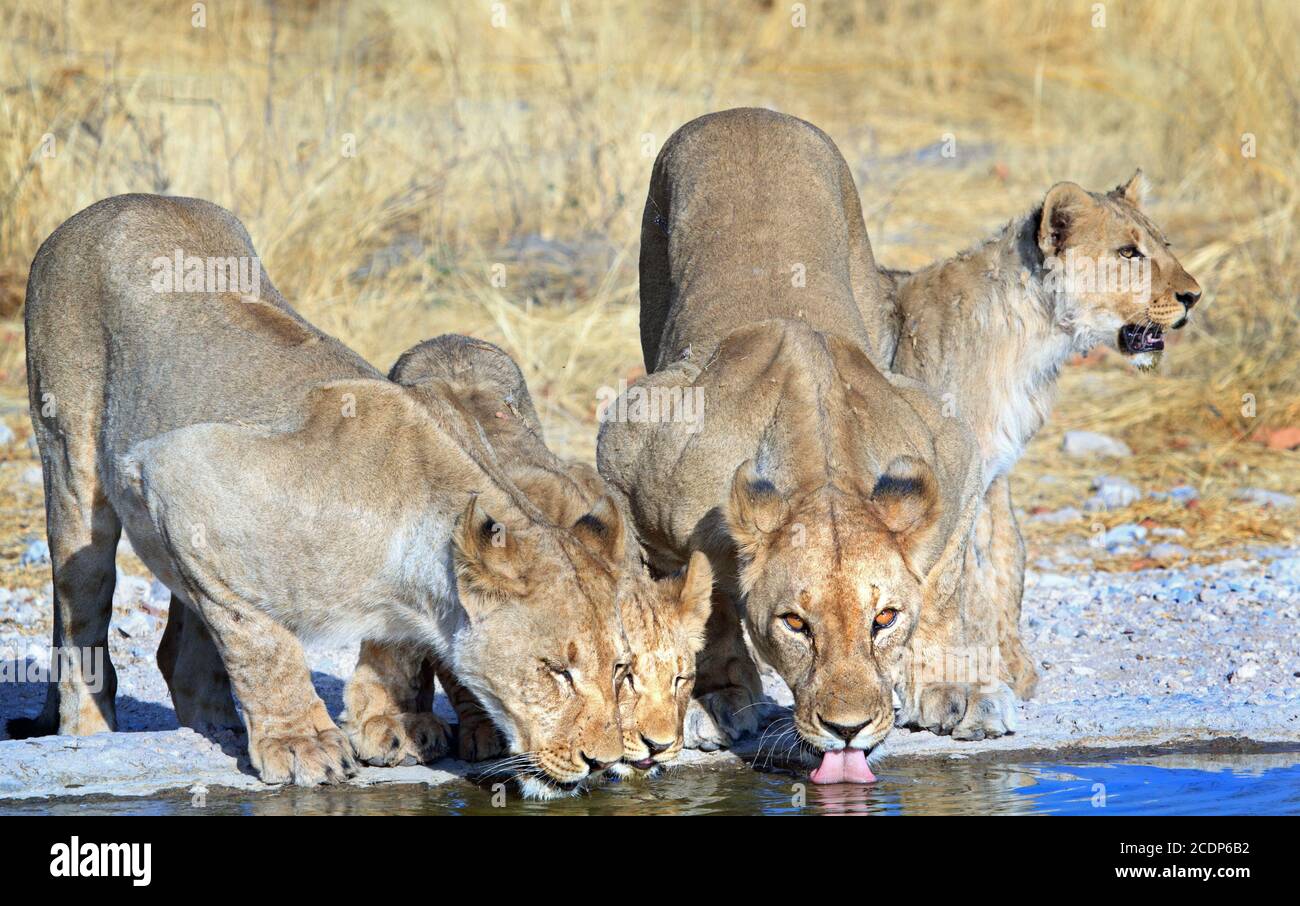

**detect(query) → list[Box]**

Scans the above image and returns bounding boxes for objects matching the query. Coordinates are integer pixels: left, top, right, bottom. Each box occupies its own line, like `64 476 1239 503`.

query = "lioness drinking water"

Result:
10 195 626 794
598 109 1000 782
340 335 715 787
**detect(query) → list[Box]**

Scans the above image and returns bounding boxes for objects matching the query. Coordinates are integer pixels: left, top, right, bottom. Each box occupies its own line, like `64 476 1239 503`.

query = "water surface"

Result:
8 750 1299 815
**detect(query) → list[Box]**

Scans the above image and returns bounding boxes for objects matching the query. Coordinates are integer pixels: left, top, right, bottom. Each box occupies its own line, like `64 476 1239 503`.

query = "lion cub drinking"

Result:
342 335 714 790
12 195 626 793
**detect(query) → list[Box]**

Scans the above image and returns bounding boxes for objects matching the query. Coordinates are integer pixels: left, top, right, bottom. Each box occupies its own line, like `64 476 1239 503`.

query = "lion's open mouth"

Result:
1118 323 1164 355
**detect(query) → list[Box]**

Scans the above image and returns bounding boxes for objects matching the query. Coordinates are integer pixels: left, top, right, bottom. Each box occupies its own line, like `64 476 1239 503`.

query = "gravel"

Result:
1061 430 1132 458
2 546 1298 799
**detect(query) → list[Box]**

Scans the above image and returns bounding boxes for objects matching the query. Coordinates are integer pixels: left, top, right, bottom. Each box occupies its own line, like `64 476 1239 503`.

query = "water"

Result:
7 750 1299 815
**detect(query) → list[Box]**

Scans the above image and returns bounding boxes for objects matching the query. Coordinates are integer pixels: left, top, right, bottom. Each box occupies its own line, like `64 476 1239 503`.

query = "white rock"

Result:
1233 488 1296 509
1062 430 1132 458
1230 663 1259 683
19 539 50 567
0 422 14 447
1031 506 1083 525
116 610 156 639
20 466 43 487
1086 475 1142 510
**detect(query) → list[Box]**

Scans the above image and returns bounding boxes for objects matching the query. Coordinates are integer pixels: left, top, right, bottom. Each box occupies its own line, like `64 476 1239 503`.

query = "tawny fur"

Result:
865 171 1202 698
12 196 626 793
598 109 1013 755
342 335 715 781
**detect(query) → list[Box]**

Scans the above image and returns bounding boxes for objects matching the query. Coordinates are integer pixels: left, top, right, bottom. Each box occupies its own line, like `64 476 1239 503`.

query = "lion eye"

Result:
873 608 899 632
780 613 809 634
674 673 695 693
547 662 576 690
1118 245 1144 259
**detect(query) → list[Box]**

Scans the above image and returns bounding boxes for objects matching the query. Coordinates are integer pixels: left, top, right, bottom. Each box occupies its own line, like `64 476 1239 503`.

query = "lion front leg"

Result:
157 596 242 734
192 592 358 786
342 641 450 767
897 514 1017 740
683 590 768 751
987 476 1038 699
430 656 507 762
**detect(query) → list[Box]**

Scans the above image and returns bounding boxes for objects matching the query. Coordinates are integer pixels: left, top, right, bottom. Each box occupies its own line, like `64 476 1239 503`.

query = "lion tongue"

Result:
810 749 876 785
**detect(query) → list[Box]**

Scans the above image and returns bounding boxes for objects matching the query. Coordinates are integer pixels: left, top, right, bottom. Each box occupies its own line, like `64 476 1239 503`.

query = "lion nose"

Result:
818 715 870 743
580 751 614 773
641 735 672 755
1176 289 1201 310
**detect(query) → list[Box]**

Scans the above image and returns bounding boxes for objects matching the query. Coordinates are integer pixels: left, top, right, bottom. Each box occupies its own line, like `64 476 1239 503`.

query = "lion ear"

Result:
1038 181 1093 257
674 551 714 651
725 460 787 563
453 495 528 603
571 493 626 567
1114 169 1148 207
867 456 939 537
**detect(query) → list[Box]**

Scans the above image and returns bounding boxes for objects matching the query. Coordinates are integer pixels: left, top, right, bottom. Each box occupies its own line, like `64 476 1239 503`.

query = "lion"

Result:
10 194 626 797
598 108 1000 782
607 556 713 778
339 335 715 784
858 170 1203 700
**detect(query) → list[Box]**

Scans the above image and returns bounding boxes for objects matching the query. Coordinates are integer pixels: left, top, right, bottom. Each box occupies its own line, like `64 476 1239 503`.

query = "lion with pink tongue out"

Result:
599 109 999 784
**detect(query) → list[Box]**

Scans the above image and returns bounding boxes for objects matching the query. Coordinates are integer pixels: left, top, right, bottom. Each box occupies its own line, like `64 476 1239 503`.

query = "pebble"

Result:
1233 488 1296 509
1062 430 1132 458
20 466 43 487
1150 485 1199 503
19 539 50 567
115 610 157 639
1149 542 1189 560
1101 523 1146 547
0 423 14 447
1086 475 1141 510
1230 663 1260 683
1031 506 1082 525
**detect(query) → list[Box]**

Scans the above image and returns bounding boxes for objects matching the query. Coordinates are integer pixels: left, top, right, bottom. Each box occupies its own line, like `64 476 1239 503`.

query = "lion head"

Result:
609 552 713 778
449 494 629 800
724 457 942 779
1037 170 1202 367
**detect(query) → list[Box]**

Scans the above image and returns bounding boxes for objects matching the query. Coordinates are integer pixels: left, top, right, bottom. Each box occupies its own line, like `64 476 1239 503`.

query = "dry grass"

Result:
0 0 1296 556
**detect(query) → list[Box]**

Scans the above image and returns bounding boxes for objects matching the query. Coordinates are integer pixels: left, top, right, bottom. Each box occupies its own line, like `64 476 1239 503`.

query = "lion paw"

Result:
250 726 359 786
898 682 1018 740
456 712 507 762
683 689 774 750
347 712 451 767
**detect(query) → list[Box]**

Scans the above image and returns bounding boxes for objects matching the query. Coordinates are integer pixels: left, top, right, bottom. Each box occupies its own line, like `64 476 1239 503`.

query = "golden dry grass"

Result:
0 0 1296 561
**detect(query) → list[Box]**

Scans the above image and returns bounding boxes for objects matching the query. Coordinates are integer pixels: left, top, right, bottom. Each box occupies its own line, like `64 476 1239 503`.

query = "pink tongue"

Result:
842 748 876 783
810 749 876 785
